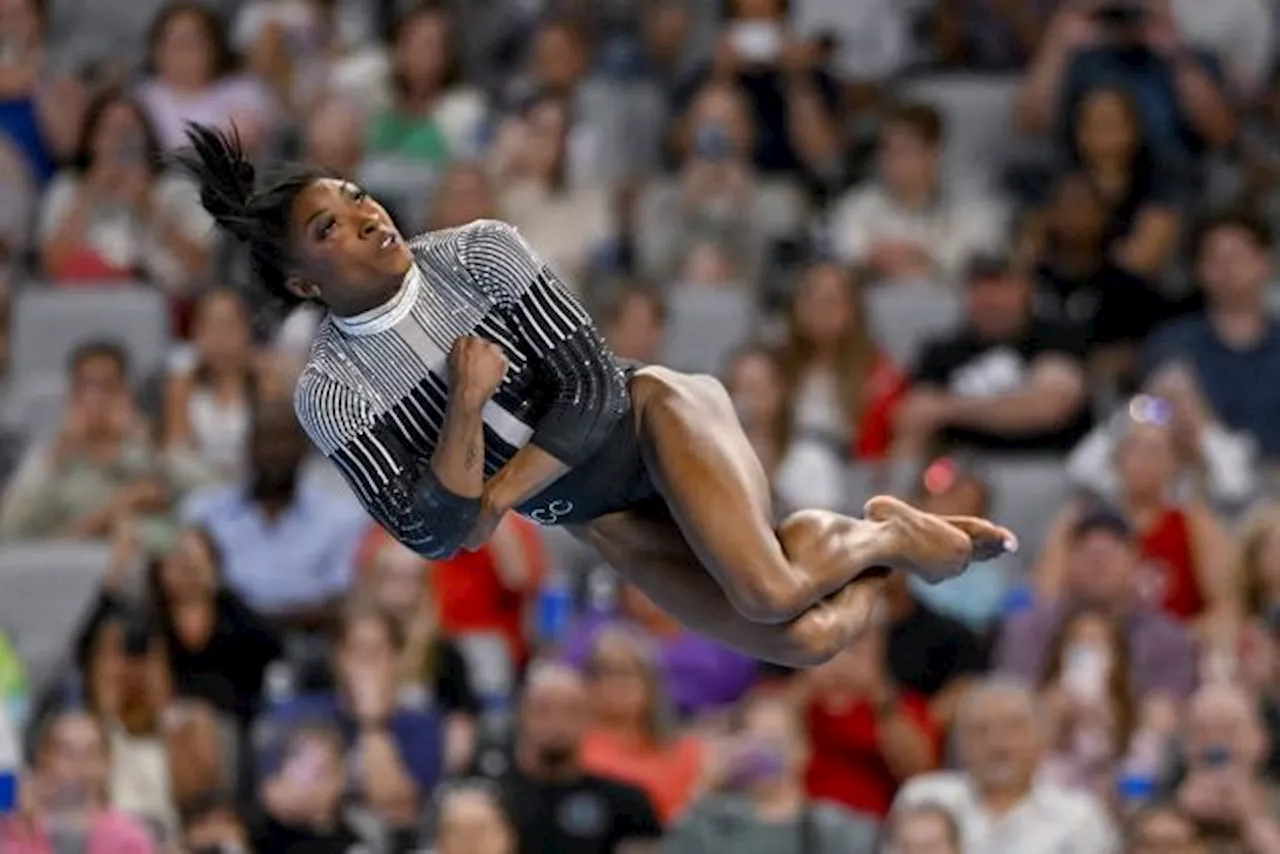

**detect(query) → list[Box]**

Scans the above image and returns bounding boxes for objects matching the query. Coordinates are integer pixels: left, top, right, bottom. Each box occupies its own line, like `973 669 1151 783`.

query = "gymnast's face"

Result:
286 178 415 316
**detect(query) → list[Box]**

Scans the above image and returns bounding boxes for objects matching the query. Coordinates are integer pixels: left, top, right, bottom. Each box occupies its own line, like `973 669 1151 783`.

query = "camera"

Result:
1093 2 1147 29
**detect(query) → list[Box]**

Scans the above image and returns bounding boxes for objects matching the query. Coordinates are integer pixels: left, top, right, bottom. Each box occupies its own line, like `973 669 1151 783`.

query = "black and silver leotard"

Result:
293 219 659 559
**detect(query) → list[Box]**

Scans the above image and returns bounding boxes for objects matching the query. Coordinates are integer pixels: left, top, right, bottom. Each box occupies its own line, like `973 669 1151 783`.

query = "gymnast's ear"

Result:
285 274 322 301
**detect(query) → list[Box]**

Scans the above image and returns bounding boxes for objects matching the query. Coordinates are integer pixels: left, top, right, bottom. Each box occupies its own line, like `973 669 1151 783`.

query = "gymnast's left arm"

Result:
461 220 630 530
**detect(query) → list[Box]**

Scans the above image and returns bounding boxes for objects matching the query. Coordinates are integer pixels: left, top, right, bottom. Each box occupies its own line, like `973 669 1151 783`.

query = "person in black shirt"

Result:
492 662 662 854
895 254 1092 456
181 124 1014 669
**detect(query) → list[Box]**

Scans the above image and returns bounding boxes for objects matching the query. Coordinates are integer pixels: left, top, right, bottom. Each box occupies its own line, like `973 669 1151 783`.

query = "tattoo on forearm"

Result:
464 441 480 472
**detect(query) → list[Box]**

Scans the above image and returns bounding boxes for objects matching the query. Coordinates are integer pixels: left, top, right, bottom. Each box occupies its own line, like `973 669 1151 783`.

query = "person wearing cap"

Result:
894 254 1092 458
995 506 1198 701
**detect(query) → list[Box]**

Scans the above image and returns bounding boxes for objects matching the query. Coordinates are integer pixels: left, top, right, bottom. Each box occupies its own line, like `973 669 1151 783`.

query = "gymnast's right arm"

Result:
294 363 488 560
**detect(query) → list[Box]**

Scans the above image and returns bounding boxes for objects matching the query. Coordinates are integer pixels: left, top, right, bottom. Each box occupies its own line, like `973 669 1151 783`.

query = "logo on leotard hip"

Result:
530 499 575 525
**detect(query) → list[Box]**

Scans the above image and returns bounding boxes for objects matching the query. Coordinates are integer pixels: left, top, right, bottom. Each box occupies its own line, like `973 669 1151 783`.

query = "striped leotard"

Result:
293 219 657 559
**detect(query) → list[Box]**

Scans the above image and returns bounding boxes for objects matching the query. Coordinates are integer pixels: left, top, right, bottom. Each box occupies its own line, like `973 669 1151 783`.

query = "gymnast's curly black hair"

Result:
174 122 326 309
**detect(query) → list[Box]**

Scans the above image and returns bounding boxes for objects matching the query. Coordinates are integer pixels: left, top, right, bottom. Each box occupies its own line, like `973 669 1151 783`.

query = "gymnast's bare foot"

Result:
863 495 1016 584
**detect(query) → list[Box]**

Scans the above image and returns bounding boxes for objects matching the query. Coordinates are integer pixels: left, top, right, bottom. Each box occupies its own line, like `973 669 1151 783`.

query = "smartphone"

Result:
693 124 732 161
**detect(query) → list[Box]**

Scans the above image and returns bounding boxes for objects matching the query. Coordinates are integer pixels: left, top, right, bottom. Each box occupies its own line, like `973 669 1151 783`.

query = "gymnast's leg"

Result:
627 366 1013 626
569 512 887 667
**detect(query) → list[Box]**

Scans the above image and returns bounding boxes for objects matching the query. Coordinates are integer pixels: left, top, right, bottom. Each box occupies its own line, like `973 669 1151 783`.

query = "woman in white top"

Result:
135 2 277 152
39 88 213 290
163 287 257 480
495 96 615 292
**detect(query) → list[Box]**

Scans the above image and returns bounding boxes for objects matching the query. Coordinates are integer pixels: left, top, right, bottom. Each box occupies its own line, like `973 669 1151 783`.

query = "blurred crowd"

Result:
3 0 1280 852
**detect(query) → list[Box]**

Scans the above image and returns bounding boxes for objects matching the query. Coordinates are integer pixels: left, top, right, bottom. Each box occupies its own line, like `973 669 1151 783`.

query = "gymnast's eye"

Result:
317 217 336 241
347 185 368 202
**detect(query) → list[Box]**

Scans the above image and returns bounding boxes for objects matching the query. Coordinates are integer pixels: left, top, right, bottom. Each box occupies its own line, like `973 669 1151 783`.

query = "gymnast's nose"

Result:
358 217 379 240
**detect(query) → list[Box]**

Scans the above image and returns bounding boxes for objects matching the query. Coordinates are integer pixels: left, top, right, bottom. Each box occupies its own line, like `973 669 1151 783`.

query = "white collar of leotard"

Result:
331 263 423 337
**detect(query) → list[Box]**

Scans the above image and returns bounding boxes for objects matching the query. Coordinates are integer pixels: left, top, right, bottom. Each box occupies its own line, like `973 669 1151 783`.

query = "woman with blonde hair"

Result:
1212 502 1280 689
580 628 708 824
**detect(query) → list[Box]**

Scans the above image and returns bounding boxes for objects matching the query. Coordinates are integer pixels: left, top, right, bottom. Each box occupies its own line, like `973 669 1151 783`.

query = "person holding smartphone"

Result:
1175 683 1280 852
0 710 156 854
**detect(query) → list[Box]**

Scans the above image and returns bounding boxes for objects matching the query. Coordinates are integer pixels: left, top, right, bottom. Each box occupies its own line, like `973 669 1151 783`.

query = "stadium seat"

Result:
897 74 1022 192
981 456 1072 577
661 286 758 375
11 285 171 389
866 282 962 369
0 542 111 692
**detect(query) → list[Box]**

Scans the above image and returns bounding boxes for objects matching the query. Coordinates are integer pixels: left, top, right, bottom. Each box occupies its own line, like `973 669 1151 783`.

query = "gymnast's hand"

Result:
449 336 508 412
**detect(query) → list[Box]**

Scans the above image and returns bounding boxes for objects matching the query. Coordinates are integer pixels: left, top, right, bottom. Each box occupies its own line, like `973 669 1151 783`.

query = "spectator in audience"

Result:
1068 86 1183 287
564 584 759 721
38 87 213 289
800 618 940 818
365 3 486 168
147 525 280 726
665 694 878 854
494 95 616 290
998 507 1200 700
1020 169 1163 375
686 0 842 182
1125 802 1205 854
301 96 367 180
1231 502 1280 692
894 254 1092 457
255 723 362 852
180 788 252 854
258 601 442 828
580 629 708 824
1041 416 1236 626
830 102 1008 285
907 457 1012 631
357 532 480 775
136 1 276 152
882 802 963 854
1016 0 1236 159
879 565 989 730
163 287 257 482
600 286 667 365
1175 683 1280 851
75 604 225 843
0 341 184 550
430 161 498 230
1142 212 1280 462
895 678 1119 854
1067 388 1259 513
0 0 83 184
935 0 1058 71
1037 607 1139 796
360 512 543 669
0 136 36 282
434 779 518 854
781 261 907 462
514 14 664 189
0 711 156 853
181 395 367 627
493 662 662 854
634 79 799 289
724 343 844 513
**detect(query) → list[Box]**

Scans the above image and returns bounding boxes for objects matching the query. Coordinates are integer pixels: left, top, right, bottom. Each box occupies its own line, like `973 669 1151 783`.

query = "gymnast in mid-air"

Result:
178 123 1015 667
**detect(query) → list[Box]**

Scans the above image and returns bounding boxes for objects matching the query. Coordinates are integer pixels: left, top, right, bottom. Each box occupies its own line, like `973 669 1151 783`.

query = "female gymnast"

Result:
178 124 1015 667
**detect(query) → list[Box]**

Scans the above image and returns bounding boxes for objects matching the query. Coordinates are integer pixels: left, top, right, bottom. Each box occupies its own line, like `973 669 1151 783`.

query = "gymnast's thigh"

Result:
566 509 801 663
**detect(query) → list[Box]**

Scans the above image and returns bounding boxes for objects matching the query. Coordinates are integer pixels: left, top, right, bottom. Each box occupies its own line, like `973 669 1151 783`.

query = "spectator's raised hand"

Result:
1046 1 1101 51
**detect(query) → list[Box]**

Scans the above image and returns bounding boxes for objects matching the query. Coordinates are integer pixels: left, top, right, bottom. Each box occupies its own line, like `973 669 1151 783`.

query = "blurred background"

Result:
1 0 1280 851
